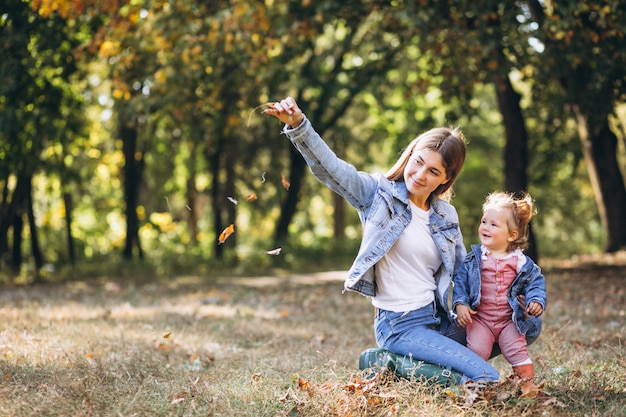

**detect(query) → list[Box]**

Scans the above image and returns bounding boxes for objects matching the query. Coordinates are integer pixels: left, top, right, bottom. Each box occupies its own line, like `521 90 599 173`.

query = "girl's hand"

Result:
527 301 543 316
263 96 305 128
455 304 476 327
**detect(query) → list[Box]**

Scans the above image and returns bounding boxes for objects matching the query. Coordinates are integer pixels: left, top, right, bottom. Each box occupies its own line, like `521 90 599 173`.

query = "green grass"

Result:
1 259 625 416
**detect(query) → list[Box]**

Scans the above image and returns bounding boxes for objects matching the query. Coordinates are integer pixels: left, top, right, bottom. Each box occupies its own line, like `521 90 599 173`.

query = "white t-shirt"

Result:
372 202 442 312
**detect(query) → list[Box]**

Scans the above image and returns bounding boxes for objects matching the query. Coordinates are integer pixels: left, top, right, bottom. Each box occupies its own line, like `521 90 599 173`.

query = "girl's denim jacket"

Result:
451 244 547 338
284 117 466 314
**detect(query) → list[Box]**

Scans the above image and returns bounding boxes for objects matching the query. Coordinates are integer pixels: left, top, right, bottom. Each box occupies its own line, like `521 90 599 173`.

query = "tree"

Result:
525 0 626 252
1 0 86 275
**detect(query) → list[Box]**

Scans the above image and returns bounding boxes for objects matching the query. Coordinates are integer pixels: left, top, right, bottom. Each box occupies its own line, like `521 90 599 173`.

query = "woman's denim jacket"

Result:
284 117 466 314
451 244 547 338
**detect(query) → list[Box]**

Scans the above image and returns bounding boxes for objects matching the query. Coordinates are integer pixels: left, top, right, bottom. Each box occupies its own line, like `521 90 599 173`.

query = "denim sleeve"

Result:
452 263 472 308
525 263 547 311
284 117 377 210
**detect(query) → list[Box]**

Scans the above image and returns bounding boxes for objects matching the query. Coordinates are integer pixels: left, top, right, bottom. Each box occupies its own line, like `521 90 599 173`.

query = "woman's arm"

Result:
265 97 377 210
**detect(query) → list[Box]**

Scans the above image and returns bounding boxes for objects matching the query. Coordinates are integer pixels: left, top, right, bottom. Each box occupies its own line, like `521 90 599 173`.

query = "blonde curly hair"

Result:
483 191 535 251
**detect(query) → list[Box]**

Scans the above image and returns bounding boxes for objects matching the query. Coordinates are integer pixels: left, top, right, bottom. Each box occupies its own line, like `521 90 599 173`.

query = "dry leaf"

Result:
170 391 188 405
218 224 235 244
520 380 539 398
281 175 290 190
227 196 238 205
163 331 172 339
246 193 257 201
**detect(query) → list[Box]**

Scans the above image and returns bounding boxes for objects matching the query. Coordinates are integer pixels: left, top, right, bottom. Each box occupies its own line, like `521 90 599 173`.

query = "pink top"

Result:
477 250 518 322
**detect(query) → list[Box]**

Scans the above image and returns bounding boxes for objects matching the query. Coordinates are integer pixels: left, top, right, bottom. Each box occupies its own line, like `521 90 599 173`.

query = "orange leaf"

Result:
246 193 257 201
281 175 290 190
218 224 235 244
520 380 539 398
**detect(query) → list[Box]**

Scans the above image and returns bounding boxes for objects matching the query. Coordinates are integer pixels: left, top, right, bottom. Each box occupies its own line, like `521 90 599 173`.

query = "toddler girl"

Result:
453 191 547 384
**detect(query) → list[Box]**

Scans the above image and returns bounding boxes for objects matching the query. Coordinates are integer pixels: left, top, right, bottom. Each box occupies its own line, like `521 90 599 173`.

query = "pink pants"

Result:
467 315 529 365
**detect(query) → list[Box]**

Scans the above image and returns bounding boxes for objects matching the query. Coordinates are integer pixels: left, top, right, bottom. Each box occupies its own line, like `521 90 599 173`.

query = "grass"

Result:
1 255 625 416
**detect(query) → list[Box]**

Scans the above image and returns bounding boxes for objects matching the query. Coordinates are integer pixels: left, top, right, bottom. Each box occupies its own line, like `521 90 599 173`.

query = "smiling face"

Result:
403 149 449 209
478 206 519 256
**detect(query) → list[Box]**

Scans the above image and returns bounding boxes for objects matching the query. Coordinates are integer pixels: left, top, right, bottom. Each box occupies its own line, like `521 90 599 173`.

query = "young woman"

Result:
264 97 499 383
453 191 546 385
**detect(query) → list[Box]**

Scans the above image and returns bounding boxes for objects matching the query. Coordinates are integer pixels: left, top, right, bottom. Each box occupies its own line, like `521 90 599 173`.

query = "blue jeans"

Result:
374 303 500 383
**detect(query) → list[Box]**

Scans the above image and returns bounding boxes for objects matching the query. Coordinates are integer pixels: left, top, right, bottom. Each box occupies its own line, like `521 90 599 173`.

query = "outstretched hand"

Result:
263 96 305 128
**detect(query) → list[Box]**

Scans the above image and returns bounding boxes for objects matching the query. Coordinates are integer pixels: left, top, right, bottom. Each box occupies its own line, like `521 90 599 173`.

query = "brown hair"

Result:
483 191 535 251
384 127 467 201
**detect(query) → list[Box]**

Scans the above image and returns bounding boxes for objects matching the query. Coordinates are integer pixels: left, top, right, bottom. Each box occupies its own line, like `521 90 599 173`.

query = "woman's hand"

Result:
455 304 476 327
263 96 304 128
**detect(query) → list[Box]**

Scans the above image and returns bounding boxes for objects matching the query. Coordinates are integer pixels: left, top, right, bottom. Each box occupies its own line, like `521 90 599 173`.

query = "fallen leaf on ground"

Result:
170 391 187 404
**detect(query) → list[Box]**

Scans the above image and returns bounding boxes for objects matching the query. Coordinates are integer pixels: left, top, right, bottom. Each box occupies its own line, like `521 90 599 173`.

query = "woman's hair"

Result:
384 127 467 201
483 191 535 251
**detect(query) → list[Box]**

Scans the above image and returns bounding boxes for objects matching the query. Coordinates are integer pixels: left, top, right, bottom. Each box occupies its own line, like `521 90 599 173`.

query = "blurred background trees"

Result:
1 0 625 282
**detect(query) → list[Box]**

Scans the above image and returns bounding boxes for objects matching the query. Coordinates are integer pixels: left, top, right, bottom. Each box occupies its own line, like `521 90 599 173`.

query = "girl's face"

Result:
478 207 519 255
403 149 449 208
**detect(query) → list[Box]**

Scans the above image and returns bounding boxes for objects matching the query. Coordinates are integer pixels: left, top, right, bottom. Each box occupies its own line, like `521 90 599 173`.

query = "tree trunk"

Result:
0 173 31 262
27 186 44 270
274 146 306 247
63 192 76 264
186 162 199 244
208 146 224 259
494 73 538 261
11 212 23 274
121 118 144 260
27 186 44 283
574 109 626 252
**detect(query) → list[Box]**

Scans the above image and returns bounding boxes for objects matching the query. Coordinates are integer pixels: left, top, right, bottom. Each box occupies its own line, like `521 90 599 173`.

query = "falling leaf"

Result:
265 247 282 256
218 224 235 244
163 331 172 339
281 175 290 190
246 193 257 201
261 172 266 183
227 196 238 205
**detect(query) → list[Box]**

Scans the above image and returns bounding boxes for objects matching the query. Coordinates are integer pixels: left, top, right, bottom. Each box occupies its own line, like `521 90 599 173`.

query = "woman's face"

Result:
403 149 449 207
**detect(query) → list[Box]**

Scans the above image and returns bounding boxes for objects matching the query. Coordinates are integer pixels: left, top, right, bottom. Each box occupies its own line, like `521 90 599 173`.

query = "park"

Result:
2 1 626 416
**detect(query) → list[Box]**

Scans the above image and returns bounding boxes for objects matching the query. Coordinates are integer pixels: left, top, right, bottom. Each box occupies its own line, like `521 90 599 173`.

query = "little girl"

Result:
453 191 547 384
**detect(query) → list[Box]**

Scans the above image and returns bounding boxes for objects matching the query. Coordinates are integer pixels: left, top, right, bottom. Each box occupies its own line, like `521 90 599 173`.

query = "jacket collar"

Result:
393 180 445 215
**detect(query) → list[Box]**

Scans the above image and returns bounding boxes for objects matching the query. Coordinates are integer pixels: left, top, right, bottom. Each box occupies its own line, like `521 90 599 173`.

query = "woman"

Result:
264 97 499 383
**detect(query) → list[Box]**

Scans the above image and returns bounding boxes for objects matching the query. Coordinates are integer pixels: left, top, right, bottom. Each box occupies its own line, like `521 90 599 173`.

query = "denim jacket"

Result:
451 244 547 338
284 117 466 313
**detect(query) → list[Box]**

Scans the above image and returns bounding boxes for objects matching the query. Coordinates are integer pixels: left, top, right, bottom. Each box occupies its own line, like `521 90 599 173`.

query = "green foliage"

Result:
3 0 626 280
